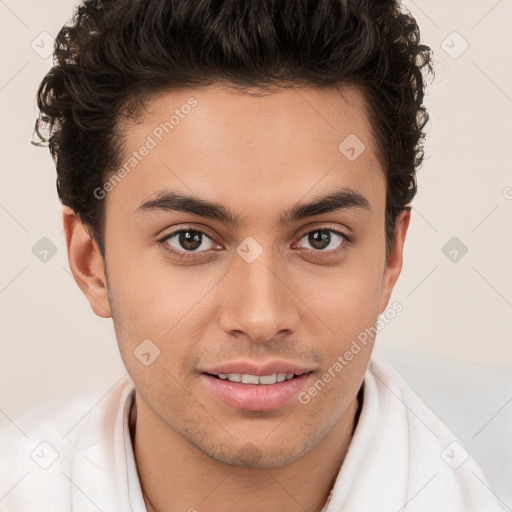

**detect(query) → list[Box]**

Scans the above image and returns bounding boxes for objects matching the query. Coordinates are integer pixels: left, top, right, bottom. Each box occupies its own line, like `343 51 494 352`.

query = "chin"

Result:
199 436 311 468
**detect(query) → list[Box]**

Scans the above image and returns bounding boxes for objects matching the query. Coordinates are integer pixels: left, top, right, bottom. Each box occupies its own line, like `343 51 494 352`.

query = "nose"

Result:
219 250 300 344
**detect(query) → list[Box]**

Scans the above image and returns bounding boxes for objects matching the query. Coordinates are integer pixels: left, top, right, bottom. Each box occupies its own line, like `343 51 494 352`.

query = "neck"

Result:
130 389 362 512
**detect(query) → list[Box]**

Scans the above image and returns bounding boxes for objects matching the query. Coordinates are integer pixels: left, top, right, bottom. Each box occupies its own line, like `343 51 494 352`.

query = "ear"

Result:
377 208 411 315
62 206 112 318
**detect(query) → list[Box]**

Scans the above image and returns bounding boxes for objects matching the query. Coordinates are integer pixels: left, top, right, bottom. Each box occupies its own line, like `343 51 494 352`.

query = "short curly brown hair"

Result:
33 0 432 259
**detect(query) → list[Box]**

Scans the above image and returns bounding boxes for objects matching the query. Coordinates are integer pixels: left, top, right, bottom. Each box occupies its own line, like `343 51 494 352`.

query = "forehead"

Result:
108 84 385 221
121 83 376 152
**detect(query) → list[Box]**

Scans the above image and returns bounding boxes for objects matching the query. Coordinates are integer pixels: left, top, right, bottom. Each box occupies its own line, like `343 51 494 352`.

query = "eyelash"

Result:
158 225 351 261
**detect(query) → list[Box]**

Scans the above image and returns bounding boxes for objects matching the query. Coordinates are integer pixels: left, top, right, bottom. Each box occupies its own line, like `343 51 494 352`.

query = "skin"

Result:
63 83 410 512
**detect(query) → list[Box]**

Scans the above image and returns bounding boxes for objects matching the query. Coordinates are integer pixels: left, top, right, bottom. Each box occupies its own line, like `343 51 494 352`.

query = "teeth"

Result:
259 374 277 385
242 374 259 384
215 372 307 385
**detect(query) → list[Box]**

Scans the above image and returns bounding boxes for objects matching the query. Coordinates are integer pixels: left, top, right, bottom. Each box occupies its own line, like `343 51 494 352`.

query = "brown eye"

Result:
176 230 203 251
161 228 220 256
296 229 347 253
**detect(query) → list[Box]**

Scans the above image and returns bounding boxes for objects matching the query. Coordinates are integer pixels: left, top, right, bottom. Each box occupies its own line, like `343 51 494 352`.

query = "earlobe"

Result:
377 208 411 315
62 206 112 319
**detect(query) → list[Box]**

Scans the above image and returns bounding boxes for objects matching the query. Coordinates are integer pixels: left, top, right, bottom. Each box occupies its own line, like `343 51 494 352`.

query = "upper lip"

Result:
203 360 315 376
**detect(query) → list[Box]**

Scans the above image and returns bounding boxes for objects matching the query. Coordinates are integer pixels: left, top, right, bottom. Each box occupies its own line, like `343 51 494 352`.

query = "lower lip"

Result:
201 373 312 411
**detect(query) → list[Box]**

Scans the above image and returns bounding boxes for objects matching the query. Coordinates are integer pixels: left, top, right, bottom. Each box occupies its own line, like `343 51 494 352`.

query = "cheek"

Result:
106 248 224 372
297 258 383 333
105 231 205 327
291 253 384 377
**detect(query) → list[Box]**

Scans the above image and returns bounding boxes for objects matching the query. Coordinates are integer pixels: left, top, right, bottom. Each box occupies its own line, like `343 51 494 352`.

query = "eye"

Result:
158 225 350 261
159 228 221 259
294 228 349 254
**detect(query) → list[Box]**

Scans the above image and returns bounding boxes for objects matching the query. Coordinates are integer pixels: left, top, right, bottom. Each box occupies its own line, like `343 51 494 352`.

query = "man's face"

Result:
91 84 405 467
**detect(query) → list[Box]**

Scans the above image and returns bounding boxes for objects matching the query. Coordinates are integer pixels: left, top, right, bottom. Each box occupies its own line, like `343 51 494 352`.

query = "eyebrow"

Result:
134 186 371 227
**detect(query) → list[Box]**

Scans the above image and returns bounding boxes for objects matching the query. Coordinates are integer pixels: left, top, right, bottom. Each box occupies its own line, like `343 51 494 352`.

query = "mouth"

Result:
201 370 313 411
205 370 312 385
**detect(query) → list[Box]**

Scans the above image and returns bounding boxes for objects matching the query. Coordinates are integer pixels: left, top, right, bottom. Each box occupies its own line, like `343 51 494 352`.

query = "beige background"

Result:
1 0 511 419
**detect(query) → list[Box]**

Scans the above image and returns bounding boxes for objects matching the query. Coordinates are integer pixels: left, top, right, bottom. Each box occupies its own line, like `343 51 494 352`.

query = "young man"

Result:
0 0 502 511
